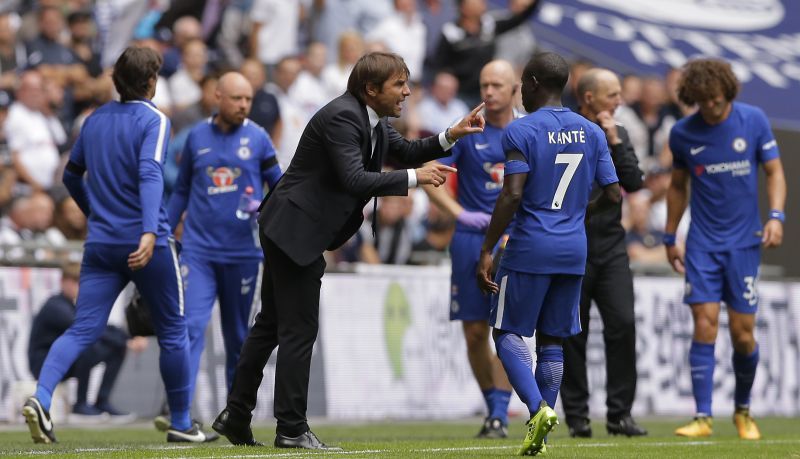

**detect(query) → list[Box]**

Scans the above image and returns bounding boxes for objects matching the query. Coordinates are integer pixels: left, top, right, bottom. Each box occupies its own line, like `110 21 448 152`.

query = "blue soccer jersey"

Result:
68 100 172 246
499 107 618 275
167 117 281 261
669 102 780 252
439 123 507 229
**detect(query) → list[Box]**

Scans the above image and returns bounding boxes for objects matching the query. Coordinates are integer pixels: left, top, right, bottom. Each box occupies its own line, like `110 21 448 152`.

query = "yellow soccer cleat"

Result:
674 416 713 437
733 408 761 440
519 401 558 456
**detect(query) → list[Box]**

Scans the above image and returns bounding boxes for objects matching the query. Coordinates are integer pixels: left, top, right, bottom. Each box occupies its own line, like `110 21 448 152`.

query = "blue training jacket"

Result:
64 99 172 247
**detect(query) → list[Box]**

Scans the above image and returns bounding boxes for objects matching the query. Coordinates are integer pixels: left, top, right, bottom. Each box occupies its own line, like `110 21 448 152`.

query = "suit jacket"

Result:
258 92 449 266
586 124 644 263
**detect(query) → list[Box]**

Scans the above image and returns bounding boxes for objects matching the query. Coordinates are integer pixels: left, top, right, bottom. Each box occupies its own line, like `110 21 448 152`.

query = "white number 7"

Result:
551 153 583 209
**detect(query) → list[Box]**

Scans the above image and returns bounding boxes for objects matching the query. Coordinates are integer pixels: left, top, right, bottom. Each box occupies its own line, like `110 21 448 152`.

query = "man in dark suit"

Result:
212 52 486 450
560 68 648 438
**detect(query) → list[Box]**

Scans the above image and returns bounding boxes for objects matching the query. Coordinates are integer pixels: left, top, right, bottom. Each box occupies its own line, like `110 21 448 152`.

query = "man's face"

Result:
480 68 515 114
217 84 252 126
370 72 411 118
39 9 63 41
697 90 730 124
587 75 622 116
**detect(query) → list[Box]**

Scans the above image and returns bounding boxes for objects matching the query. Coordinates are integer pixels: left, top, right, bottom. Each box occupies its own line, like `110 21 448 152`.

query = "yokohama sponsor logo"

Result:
703 159 752 176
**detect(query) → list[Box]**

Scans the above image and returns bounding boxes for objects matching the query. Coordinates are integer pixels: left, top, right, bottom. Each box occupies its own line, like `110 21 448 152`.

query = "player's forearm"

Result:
63 165 90 217
481 190 519 253
165 191 188 231
139 160 164 234
764 160 786 212
665 184 688 234
422 173 462 218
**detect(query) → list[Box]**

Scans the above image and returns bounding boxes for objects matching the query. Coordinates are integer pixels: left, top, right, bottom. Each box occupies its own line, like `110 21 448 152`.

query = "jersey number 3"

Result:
551 153 583 209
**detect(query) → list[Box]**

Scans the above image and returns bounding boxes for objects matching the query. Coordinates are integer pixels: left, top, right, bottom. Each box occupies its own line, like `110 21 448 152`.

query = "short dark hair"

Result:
112 47 162 102
346 52 409 103
678 58 739 106
523 52 569 92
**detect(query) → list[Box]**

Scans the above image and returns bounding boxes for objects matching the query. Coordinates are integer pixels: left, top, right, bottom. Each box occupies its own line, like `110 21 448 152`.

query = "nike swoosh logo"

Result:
170 429 207 442
241 276 255 285
33 399 52 431
475 143 490 150
690 146 706 155
198 148 211 155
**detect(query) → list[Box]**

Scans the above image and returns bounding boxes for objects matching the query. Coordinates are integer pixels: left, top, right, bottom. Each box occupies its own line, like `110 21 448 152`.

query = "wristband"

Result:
769 209 785 223
662 233 677 247
445 127 456 144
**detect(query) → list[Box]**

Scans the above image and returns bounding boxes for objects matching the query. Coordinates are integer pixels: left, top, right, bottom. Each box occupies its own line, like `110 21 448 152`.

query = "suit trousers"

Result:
561 252 637 422
226 229 326 436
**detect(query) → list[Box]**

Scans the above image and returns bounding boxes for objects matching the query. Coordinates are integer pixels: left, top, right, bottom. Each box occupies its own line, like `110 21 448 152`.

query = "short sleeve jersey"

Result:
669 102 780 252
500 107 618 274
438 123 507 231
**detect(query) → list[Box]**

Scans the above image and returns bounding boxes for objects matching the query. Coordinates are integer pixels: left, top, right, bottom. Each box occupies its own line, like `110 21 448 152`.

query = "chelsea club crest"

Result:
732 137 747 153
237 146 252 160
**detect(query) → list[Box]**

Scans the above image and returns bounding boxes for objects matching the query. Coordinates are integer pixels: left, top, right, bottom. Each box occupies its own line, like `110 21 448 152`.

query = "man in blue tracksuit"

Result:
166 72 282 404
22 46 214 444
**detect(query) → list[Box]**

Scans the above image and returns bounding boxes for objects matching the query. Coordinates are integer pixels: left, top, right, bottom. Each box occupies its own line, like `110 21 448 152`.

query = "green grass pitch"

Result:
1 417 799 458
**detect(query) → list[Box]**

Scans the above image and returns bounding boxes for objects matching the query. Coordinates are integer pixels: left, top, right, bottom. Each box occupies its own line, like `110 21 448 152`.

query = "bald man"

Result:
423 60 518 438
165 72 282 424
560 68 647 438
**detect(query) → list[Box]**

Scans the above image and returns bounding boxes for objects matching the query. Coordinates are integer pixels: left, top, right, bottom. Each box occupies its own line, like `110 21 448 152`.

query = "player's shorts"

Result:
489 267 582 338
449 230 492 321
684 245 760 314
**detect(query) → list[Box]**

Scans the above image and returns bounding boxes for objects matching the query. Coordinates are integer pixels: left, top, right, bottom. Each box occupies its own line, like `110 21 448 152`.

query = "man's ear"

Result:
365 82 378 97
512 84 519 95
582 91 593 107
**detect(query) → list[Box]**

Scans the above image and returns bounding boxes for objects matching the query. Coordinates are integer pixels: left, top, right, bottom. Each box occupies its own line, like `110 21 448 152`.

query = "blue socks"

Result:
35 330 98 411
689 341 715 417
495 332 542 415
159 336 193 431
535 345 564 410
732 345 759 409
34 386 53 412
482 388 512 424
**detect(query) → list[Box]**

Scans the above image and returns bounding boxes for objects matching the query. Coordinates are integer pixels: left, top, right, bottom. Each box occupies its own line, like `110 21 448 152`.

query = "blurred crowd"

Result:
0 0 692 269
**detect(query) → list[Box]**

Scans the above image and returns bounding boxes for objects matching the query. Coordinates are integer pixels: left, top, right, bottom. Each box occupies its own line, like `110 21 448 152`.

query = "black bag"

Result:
125 289 156 337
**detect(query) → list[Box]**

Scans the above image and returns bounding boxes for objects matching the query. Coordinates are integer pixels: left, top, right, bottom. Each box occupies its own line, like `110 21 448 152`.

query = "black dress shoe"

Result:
607 415 648 437
567 417 592 438
274 430 342 450
212 408 263 446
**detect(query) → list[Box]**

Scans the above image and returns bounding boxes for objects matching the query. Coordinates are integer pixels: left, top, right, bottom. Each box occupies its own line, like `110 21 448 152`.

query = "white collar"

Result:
366 105 380 129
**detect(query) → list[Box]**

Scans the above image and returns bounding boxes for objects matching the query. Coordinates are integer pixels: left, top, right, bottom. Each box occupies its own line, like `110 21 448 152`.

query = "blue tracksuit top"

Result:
65 99 172 246
166 117 281 261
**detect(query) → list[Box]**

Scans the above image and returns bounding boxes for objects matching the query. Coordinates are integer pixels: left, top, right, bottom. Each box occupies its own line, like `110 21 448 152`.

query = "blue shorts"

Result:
449 231 492 321
490 267 582 338
684 245 760 313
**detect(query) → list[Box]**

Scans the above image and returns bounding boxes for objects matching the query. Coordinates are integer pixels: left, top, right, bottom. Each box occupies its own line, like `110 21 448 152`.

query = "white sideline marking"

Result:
15 439 800 457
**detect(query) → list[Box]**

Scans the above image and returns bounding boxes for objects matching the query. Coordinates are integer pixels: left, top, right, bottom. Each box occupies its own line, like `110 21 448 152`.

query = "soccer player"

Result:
476 52 621 456
666 58 786 440
166 72 281 407
423 59 517 438
22 46 214 444
561 68 647 438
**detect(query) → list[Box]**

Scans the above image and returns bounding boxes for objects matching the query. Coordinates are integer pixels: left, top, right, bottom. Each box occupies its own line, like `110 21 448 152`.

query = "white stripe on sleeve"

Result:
129 101 168 162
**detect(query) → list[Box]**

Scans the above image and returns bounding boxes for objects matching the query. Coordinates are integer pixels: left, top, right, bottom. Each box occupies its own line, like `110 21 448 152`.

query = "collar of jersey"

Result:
125 98 157 108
